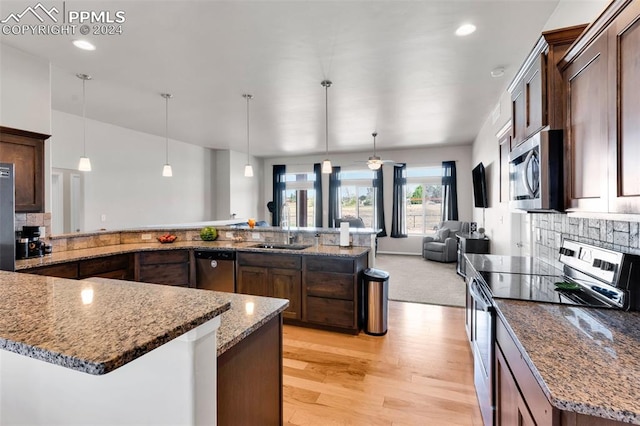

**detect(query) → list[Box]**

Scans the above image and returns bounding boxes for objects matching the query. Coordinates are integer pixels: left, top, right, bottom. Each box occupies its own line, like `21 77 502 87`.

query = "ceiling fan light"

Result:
78 156 92 172
162 164 173 177
321 159 332 174
244 164 254 177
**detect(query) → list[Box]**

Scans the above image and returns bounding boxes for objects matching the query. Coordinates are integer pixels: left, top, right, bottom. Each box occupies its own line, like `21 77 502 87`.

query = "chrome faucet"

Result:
281 203 291 244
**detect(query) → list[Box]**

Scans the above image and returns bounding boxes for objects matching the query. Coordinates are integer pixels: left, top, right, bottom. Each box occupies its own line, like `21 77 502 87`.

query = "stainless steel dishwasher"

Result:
195 250 236 292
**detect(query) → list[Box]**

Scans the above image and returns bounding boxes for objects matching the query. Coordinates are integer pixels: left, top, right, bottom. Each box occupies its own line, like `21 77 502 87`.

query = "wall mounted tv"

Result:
472 162 488 208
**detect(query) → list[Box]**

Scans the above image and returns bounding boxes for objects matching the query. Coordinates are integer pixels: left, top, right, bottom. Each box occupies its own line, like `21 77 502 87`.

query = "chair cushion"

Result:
434 227 450 242
424 242 445 252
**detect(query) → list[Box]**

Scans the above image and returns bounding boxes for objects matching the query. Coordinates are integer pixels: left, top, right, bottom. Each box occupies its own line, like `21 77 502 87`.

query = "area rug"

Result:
374 254 465 307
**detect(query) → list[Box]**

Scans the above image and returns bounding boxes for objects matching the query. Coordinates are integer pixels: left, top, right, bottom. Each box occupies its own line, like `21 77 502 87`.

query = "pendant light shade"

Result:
321 80 332 173
161 93 173 177
76 73 92 172
243 94 254 178
367 132 383 170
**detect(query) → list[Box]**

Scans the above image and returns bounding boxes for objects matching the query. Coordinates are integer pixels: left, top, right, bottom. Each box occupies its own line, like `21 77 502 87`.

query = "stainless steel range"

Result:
465 239 640 426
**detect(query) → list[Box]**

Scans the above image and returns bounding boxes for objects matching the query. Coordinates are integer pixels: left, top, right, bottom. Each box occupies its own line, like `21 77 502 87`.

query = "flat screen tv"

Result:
472 162 488 208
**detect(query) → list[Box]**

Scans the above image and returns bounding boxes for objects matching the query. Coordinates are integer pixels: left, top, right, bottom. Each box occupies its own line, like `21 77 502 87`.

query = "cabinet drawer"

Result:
139 263 189 286
238 252 301 269
306 271 354 300
139 250 189 265
79 254 132 277
26 262 78 279
305 256 354 273
306 296 355 329
496 318 554 425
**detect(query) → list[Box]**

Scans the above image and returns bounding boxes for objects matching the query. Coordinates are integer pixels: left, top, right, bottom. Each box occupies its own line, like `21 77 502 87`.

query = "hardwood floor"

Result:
282 301 483 425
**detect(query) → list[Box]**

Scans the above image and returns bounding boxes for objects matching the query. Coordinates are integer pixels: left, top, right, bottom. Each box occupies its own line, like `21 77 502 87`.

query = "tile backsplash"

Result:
531 213 640 268
14 212 52 239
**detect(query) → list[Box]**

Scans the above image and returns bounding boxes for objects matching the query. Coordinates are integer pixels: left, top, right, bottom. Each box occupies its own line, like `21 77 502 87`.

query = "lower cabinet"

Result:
236 252 302 320
135 250 191 287
78 254 134 280
25 262 79 279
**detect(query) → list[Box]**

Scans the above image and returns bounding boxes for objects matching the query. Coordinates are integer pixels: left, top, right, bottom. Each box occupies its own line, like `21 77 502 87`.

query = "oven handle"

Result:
522 150 536 198
469 278 493 312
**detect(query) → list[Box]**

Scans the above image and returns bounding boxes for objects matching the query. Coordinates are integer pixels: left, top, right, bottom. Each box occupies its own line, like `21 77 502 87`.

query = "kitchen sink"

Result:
251 243 312 250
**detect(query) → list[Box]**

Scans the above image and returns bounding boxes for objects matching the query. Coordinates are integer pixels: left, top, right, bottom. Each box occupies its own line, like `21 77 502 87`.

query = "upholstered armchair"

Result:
422 221 470 262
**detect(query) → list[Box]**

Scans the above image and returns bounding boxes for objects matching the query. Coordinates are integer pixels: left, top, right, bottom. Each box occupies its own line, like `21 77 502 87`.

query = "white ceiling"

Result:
0 0 564 157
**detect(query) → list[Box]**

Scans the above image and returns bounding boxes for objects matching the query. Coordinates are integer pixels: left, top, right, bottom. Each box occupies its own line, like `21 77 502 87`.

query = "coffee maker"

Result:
19 226 43 258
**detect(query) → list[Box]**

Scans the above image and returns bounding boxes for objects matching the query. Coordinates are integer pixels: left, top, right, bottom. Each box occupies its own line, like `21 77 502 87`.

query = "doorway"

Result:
51 168 84 234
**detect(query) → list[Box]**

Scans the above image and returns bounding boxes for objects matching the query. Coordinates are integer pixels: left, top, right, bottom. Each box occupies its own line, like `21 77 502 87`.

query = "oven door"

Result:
469 277 495 426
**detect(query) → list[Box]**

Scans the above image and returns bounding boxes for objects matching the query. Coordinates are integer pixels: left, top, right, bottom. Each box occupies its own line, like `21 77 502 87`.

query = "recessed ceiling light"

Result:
455 24 476 37
72 40 96 51
491 67 505 78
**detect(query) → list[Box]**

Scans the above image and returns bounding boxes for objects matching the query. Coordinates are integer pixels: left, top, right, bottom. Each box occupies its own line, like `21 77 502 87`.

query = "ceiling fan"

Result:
365 132 396 170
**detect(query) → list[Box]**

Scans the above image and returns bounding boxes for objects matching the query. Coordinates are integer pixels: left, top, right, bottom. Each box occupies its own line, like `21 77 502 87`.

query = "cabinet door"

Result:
609 2 640 213
495 346 519 426
511 81 526 148
236 266 270 297
26 262 79 279
523 54 546 139
270 268 301 320
564 32 609 212
0 128 47 213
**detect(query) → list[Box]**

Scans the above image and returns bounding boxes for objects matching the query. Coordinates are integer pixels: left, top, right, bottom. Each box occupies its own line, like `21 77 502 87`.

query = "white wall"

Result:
214 150 262 221
0 43 53 212
470 0 610 255
263 144 473 254
51 110 216 232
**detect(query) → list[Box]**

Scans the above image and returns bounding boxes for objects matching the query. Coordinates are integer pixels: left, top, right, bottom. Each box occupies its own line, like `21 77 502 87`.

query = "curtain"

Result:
313 163 323 227
328 166 341 228
272 164 286 226
391 164 407 238
442 161 459 221
374 166 387 237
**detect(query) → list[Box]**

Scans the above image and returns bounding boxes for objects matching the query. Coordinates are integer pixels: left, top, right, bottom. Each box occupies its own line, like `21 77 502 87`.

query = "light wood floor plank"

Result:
283 301 483 425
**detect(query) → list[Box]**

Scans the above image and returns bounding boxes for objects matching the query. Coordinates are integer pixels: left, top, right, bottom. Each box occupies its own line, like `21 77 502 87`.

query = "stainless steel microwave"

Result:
509 129 564 211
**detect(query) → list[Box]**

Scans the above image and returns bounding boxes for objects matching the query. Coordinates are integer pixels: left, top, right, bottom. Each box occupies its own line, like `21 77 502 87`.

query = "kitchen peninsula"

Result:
0 271 230 425
17 225 374 334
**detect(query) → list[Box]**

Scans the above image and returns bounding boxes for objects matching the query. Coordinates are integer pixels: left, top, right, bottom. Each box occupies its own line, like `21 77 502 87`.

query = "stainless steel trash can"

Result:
364 268 389 336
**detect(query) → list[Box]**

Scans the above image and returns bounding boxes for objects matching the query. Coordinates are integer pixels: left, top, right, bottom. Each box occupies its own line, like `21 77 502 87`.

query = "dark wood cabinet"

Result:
136 250 191 287
0 126 49 213
561 0 640 213
236 252 302 320
26 262 79 279
78 254 133 280
302 254 367 334
456 234 490 277
509 25 586 149
563 33 610 212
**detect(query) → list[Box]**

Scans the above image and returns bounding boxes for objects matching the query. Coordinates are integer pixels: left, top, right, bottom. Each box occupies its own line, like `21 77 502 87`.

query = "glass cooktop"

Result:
479 271 612 308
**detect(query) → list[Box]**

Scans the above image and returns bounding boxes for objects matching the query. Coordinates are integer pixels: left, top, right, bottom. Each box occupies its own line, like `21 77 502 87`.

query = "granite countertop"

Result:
0 271 230 375
495 299 640 424
16 241 370 271
83 278 289 357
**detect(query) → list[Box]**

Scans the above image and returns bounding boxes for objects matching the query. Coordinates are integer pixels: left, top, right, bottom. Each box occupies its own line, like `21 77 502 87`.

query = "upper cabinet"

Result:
561 0 640 213
0 127 50 213
509 25 587 149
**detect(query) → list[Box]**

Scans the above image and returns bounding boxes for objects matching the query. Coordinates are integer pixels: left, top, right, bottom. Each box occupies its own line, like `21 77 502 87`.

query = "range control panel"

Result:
559 239 622 286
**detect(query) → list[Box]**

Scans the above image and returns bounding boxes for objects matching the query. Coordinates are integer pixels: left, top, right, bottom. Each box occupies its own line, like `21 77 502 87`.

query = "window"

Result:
339 170 376 228
283 172 316 227
406 166 444 234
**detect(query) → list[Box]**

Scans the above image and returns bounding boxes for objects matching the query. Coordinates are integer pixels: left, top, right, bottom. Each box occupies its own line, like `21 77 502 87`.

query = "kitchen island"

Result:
0 271 289 425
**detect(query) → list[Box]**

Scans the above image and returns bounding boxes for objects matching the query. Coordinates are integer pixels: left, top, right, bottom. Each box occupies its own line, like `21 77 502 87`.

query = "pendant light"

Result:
321 80 332 174
76 73 92 172
243 93 254 177
367 132 383 170
161 93 173 177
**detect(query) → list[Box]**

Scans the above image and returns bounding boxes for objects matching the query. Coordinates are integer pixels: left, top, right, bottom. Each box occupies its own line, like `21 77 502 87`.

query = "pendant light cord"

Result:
324 83 329 156
82 77 87 157
246 95 250 163
165 95 169 164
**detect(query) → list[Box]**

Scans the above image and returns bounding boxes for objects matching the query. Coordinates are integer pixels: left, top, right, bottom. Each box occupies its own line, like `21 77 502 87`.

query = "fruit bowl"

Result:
157 234 177 244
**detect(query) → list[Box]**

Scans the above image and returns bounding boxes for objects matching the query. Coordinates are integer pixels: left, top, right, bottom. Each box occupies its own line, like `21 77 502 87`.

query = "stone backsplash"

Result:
14 212 52 239
531 213 640 269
